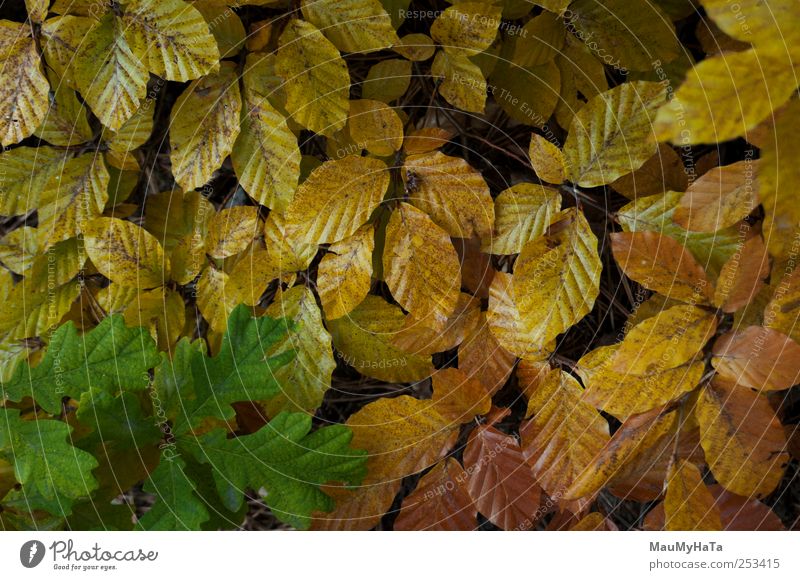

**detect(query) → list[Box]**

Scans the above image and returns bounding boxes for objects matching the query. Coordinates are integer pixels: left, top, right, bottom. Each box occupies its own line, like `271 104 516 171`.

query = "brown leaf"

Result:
712 326 800 391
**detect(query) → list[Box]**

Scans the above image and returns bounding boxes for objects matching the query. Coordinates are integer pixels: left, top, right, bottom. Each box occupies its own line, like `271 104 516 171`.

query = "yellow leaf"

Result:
431 50 486 114
566 0 680 71
0 226 39 274
122 287 186 351
529 134 567 185
430 2 501 56
701 0 800 46
512 11 565 67
73 13 148 131
484 183 561 255
276 19 350 136
696 380 788 498
563 81 668 187
262 211 317 274
403 151 493 239
610 143 688 199
362 59 412 103
383 203 460 328
37 153 109 249
611 231 713 303
513 208 601 345
194 2 245 58
317 225 374 320
205 206 261 260
577 344 705 419
490 60 560 127
40 15 93 88
674 160 759 232
232 54 300 212
84 217 169 289
487 272 552 360
0 22 49 146
664 460 722 531
759 100 800 262
120 0 220 82
565 408 679 500
348 99 404 157
301 0 399 53
712 326 800 392
106 102 154 157
25 0 48 23
655 48 798 145
196 264 239 332
263 286 335 415
394 33 436 61
284 155 389 245
328 295 433 382
0 146 65 216
765 268 800 344
0 279 80 340
34 80 93 147
713 235 769 312
520 363 610 509
403 127 454 155
170 62 242 191
611 305 717 375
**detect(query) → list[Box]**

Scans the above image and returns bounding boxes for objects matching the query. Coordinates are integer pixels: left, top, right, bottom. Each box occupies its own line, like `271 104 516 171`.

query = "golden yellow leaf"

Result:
713 235 769 312
40 15 92 88
611 231 713 303
348 99 404 157
529 134 567 185
403 151 493 239
170 62 241 191
284 155 389 246
262 211 317 275
701 0 800 46
430 2 501 56
317 225 374 320
0 279 80 340
232 53 300 213
566 0 680 71
765 267 800 343
577 344 705 419
430 367 491 424
362 59 412 103
196 264 239 332
275 19 350 136
484 183 561 255
328 295 433 382
383 203 460 329
674 161 759 232
611 305 717 375
759 100 800 262
83 217 169 289
655 49 798 145
0 22 49 146
0 146 65 216
520 363 609 510
194 2 245 58
120 0 220 82
301 0 399 53
72 13 147 131
431 50 486 114
122 287 186 351
37 153 109 249
563 81 668 187
394 33 436 61
34 79 93 147
664 460 722 531
263 286 335 415
712 326 800 392
205 206 261 260
487 272 552 360
513 208 601 346
565 408 679 500
696 379 788 498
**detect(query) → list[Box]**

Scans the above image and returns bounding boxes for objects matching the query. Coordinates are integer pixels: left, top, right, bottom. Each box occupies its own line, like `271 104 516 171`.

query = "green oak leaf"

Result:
1 315 159 414
0 408 98 515
136 457 210 531
162 304 295 433
183 412 367 529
